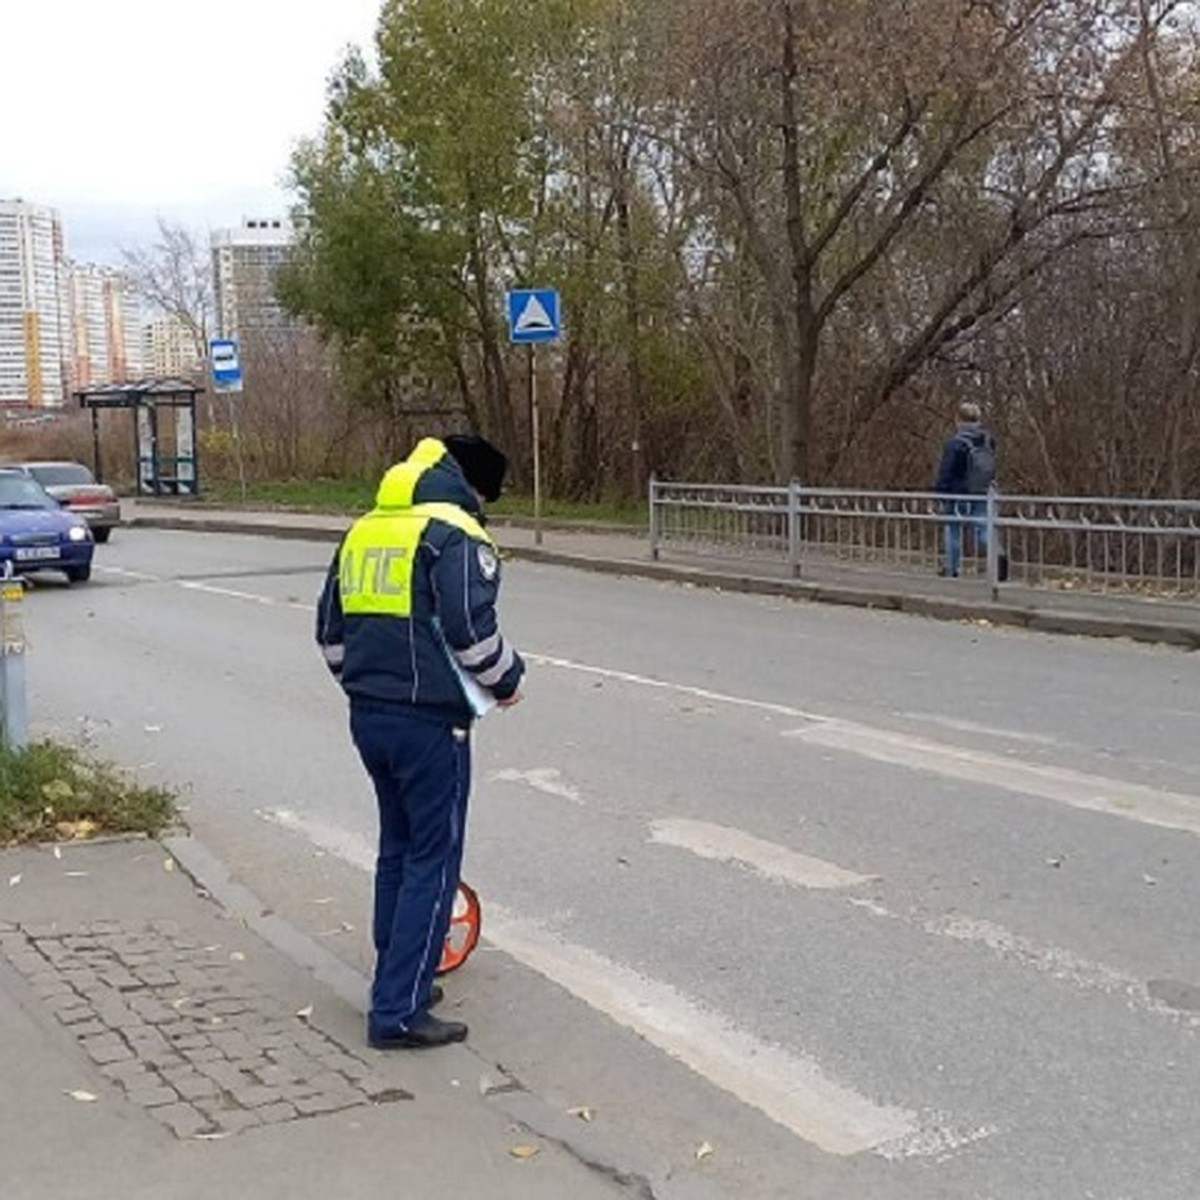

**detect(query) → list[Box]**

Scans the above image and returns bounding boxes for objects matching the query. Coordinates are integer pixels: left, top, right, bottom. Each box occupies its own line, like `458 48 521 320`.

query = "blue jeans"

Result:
349 705 470 1033
943 500 988 576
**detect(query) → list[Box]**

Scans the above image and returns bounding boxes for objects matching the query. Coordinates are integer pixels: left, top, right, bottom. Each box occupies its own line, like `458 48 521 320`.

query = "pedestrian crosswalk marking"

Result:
650 819 875 890
260 807 923 1156
788 720 1200 837
522 653 1200 838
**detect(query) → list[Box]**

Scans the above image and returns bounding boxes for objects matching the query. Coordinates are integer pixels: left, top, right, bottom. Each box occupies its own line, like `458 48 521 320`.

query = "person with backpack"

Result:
933 402 1004 578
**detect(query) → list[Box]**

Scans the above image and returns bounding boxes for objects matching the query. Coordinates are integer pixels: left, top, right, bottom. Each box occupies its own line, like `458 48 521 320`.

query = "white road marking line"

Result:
259 807 922 1157
650 819 875 890
526 652 1200 837
524 653 812 719
172 588 1198 835
483 904 916 1157
492 767 584 805
94 565 162 582
178 581 277 605
847 899 1188 1024
896 711 1059 747
875 1118 1000 1164
788 721 1200 838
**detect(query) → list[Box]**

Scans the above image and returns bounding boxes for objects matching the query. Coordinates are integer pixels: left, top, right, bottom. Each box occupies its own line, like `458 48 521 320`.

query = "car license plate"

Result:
14 547 60 562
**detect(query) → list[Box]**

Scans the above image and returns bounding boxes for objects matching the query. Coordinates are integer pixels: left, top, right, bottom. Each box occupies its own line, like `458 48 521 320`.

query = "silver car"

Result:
14 462 121 543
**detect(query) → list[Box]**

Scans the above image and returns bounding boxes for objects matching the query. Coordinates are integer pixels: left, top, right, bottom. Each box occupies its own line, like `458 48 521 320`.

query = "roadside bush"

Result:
0 740 176 845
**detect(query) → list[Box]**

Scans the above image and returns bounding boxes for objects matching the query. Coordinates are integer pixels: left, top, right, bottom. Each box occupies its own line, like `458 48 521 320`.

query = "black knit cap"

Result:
443 434 508 503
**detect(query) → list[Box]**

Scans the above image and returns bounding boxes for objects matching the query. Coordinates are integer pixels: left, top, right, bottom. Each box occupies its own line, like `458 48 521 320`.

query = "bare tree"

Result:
121 217 214 367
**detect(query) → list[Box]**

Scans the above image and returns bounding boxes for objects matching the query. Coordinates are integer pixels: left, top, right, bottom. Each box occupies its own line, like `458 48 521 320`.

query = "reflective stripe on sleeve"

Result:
477 642 515 687
455 630 501 668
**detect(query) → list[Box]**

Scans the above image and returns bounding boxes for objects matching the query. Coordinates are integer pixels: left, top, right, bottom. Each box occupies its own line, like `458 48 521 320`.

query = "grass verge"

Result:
207 478 648 525
0 740 176 846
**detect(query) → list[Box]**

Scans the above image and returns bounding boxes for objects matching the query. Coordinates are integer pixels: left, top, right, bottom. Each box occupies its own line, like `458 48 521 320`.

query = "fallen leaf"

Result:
296 1005 314 1021
1045 856 1064 868
341 922 355 933
163 857 176 873
56 818 98 841
509 1145 540 1160
8 874 20 887
696 1142 715 1161
65 1090 98 1103
567 1106 594 1122
1143 874 1159 886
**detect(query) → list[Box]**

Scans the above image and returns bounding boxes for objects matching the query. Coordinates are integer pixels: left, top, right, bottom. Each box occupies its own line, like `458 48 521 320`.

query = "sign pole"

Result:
506 288 559 549
226 391 248 505
530 343 542 546
209 338 247 504
0 572 29 751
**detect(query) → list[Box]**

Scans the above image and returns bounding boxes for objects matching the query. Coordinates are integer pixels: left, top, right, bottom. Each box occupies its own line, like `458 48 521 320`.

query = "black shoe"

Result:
429 983 444 1009
369 1013 467 1051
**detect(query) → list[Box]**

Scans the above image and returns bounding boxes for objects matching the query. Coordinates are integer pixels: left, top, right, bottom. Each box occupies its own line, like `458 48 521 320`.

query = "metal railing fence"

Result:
648 479 1200 599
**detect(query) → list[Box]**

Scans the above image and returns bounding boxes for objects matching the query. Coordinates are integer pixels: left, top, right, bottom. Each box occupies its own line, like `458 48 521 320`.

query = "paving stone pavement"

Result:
0 917 408 1140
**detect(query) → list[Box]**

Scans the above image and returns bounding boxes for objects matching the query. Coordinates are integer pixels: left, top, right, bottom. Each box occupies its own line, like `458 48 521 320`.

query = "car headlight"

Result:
67 524 90 542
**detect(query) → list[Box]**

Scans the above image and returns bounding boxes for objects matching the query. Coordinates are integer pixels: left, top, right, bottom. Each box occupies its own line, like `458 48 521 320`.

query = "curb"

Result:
127 515 344 544
126 516 1199 651
163 833 719 1200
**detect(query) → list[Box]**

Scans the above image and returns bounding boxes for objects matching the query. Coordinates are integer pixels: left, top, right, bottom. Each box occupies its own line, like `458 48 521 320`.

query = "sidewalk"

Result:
123 499 1199 649
0 835 668 1200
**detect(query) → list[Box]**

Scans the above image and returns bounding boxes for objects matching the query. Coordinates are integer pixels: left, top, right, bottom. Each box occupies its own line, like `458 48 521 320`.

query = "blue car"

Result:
0 469 94 584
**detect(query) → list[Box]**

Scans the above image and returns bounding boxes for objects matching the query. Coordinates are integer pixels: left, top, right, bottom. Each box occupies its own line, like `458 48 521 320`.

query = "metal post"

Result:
787 479 802 578
91 406 104 484
0 570 29 751
529 344 542 547
986 483 1001 598
648 474 659 560
226 392 249 505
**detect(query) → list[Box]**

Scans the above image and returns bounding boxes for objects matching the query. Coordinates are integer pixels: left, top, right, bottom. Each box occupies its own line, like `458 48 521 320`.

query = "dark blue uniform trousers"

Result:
349 704 470 1036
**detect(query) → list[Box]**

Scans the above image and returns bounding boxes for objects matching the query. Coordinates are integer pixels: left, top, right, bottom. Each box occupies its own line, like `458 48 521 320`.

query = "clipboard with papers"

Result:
432 619 497 718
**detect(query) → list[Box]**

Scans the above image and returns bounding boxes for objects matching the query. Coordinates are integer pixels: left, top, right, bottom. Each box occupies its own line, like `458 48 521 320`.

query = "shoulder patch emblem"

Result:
477 544 499 581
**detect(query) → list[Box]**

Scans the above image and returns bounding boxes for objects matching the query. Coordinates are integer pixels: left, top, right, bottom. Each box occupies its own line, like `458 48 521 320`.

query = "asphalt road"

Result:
21 528 1200 1199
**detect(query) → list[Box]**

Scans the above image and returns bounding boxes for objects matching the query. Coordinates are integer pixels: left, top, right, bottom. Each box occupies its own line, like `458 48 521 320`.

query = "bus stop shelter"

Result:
75 379 203 497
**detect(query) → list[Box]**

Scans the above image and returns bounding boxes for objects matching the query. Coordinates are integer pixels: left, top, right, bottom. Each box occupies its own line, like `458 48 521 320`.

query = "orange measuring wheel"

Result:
437 881 481 975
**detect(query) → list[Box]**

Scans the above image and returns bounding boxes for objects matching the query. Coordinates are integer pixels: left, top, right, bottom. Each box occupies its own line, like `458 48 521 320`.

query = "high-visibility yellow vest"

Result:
338 502 495 618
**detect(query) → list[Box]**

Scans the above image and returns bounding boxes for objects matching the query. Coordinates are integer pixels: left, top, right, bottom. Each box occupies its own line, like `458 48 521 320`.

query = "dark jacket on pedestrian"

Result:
315 439 524 725
935 423 997 496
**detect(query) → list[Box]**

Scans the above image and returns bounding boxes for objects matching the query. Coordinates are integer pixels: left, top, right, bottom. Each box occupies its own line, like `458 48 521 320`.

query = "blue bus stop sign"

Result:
210 339 243 393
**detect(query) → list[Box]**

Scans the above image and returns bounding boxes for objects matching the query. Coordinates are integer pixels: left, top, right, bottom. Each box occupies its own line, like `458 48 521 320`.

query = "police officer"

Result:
316 435 524 1049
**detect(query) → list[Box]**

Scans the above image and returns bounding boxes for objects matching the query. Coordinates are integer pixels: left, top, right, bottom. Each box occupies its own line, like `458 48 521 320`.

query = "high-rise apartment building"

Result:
211 218 295 340
0 200 67 406
143 315 202 378
66 263 146 390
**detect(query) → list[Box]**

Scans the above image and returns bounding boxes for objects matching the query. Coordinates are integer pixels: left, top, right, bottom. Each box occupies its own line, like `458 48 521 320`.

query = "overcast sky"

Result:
2 0 380 264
